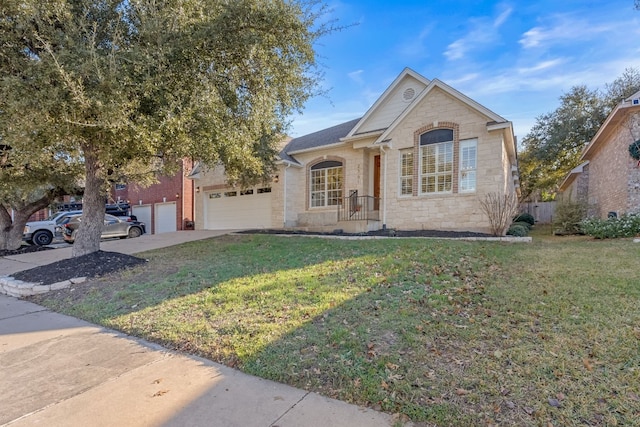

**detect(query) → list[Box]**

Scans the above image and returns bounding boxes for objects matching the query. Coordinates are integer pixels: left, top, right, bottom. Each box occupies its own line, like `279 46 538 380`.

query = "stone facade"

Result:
562 101 640 218
192 69 519 234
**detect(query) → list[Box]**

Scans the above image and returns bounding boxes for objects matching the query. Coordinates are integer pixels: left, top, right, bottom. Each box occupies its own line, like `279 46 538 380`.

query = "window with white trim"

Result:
310 161 343 207
419 129 453 194
459 138 477 192
400 150 413 196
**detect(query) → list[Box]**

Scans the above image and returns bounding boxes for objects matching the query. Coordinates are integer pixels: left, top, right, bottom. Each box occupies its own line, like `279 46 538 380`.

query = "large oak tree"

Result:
1 0 330 256
519 68 640 201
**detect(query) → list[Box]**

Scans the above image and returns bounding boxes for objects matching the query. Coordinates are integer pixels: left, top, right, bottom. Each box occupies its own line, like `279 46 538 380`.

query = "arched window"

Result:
419 129 453 194
310 160 343 207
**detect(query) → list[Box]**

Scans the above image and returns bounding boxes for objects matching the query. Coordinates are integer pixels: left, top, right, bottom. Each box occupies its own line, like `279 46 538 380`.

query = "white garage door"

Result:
132 205 152 234
155 202 177 233
205 188 272 229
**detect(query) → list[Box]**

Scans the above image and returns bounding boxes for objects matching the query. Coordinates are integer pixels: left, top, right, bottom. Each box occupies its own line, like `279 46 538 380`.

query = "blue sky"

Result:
289 0 640 144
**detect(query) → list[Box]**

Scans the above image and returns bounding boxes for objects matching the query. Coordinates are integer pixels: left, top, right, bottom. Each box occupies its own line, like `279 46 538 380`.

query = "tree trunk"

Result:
71 146 104 257
0 196 61 251
0 206 30 250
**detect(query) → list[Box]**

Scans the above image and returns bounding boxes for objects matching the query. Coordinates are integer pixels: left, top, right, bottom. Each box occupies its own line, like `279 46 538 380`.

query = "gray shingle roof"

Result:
279 118 361 164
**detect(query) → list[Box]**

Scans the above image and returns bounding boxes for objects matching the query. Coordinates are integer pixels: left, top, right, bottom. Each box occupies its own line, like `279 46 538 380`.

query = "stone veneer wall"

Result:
588 112 640 218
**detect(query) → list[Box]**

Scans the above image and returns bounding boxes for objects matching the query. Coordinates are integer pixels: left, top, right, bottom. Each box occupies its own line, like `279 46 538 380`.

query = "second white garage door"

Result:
205 188 272 229
155 202 177 233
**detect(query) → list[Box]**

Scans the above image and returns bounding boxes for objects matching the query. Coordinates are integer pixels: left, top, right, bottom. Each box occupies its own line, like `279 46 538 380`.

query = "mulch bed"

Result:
11 251 147 286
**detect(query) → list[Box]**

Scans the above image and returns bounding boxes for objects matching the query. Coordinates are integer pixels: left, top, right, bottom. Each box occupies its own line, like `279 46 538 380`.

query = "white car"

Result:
23 210 83 246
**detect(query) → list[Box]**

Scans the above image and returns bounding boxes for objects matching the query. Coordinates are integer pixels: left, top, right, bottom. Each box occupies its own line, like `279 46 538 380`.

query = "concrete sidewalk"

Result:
0 231 395 426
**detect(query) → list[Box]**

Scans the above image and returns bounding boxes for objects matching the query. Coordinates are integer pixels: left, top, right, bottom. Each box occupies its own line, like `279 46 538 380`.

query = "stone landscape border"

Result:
0 276 86 298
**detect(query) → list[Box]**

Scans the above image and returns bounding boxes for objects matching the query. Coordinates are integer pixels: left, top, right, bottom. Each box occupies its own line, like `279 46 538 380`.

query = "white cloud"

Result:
519 15 616 49
516 59 565 75
493 5 513 28
444 73 480 86
348 69 365 85
398 25 434 58
444 4 512 61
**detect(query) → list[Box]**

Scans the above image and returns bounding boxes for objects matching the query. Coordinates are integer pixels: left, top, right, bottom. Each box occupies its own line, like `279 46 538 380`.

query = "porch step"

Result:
336 220 382 234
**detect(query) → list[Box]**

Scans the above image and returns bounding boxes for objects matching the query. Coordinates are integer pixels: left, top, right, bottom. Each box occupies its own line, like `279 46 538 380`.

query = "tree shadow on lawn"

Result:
27 234 638 426
38 234 510 425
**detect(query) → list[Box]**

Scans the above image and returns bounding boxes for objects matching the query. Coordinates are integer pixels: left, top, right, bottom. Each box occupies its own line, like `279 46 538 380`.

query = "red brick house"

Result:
112 159 196 233
559 90 640 218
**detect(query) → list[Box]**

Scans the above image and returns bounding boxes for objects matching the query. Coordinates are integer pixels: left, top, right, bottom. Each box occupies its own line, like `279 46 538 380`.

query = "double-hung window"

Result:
419 129 453 194
459 139 477 192
400 150 414 196
310 161 343 207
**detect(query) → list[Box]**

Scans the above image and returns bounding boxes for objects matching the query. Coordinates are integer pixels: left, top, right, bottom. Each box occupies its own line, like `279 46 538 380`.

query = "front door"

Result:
373 155 381 210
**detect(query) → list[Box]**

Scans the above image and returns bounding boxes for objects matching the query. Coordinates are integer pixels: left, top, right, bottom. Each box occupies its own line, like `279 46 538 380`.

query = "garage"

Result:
132 205 152 234
155 202 177 233
205 187 272 229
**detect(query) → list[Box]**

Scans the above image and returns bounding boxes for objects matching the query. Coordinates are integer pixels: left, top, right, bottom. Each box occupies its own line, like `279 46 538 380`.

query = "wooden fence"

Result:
518 202 556 224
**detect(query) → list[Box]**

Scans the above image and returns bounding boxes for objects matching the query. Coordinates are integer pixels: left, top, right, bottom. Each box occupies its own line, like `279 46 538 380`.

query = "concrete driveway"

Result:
0 229 232 277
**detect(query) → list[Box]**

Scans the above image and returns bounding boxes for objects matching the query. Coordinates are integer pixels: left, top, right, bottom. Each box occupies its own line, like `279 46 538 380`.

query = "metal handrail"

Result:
337 195 380 221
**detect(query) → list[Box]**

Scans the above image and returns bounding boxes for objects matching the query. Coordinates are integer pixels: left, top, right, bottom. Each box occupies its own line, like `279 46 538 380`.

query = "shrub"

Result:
580 214 640 239
480 192 519 236
512 221 533 230
507 224 529 237
513 212 535 226
553 200 587 235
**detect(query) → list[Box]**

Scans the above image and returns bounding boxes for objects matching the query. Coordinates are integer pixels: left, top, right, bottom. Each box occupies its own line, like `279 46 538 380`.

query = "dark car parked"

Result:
62 214 146 243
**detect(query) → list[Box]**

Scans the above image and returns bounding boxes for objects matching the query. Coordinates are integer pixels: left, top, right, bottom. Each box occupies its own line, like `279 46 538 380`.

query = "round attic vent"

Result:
403 87 416 101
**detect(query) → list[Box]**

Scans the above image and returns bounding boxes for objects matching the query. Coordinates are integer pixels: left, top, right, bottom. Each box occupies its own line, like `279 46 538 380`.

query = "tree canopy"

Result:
0 0 332 255
518 68 640 201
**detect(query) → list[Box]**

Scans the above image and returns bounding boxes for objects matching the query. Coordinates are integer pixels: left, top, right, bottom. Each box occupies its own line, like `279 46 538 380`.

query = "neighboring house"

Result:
113 159 196 233
192 68 520 234
559 90 640 218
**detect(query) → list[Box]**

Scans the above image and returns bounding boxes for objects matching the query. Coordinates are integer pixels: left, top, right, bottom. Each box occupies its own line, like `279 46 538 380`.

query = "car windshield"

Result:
44 213 62 221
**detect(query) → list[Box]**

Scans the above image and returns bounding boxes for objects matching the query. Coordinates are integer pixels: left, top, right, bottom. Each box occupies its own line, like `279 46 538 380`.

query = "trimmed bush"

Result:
513 212 535 226
580 214 640 239
512 221 533 230
553 200 586 235
507 224 529 237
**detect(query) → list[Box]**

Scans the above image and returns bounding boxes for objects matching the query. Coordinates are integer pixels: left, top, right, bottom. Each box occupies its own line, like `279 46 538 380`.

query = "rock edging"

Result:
0 276 87 298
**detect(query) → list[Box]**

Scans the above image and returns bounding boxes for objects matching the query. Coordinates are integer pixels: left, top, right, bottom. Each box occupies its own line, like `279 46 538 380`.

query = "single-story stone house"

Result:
191 68 520 234
559 90 640 218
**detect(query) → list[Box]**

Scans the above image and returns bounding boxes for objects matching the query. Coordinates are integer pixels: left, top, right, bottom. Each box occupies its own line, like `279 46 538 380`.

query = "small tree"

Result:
552 199 587 235
480 192 519 236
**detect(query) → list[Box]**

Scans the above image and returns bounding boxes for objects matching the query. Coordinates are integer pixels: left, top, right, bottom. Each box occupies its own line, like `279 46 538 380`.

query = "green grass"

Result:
30 230 640 426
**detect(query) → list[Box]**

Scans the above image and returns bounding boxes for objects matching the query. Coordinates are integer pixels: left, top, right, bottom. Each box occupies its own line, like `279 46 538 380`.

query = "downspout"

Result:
379 145 388 230
283 163 291 228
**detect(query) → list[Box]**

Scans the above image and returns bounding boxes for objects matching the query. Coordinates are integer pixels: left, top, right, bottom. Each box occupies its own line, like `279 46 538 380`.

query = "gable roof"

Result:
345 67 431 138
580 91 640 160
559 161 589 192
371 77 509 145
278 68 516 164
278 118 360 164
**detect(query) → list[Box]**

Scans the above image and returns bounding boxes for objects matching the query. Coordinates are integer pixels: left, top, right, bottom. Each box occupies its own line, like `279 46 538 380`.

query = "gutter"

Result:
283 163 291 227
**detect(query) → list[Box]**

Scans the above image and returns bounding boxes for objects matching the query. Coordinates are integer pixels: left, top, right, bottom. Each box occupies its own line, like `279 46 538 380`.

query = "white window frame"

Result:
459 138 477 193
399 149 413 196
310 162 343 208
419 141 453 195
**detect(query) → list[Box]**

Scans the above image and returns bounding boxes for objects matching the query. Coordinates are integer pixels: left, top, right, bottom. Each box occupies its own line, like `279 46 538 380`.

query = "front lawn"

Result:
30 231 640 426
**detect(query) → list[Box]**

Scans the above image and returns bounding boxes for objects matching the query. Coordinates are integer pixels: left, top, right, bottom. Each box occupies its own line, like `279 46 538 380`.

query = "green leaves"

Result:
2 0 332 253
519 69 640 201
